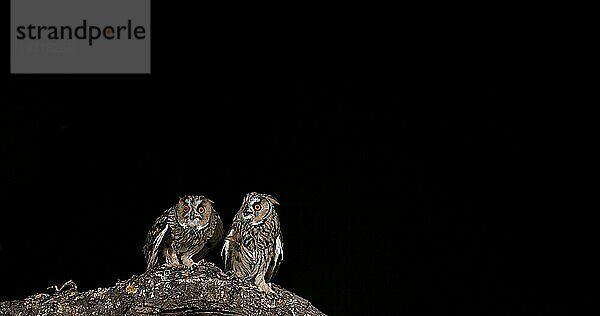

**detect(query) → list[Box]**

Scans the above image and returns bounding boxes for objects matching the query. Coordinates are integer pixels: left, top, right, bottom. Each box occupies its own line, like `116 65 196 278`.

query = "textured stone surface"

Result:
0 261 325 315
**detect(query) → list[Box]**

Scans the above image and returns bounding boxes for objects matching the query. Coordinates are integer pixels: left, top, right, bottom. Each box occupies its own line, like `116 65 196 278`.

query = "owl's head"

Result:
240 192 280 225
175 195 215 228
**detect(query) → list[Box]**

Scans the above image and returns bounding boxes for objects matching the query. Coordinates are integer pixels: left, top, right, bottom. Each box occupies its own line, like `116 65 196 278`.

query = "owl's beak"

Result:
243 207 252 217
190 209 200 220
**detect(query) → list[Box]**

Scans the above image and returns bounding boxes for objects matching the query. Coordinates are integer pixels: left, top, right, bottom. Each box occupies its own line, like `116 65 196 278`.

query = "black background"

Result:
1 7 592 316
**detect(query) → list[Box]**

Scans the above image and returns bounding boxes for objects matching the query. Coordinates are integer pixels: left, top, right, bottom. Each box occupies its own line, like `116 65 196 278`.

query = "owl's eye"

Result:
183 205 190 212
253 203 262 211
198 206 205 213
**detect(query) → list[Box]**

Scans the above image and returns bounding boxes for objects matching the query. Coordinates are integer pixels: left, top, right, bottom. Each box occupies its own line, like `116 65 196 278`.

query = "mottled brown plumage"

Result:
222 192 283 294
144 195 223 270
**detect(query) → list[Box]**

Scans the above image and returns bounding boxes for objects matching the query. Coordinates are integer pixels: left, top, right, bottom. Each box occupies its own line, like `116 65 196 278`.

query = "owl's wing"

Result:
221 220 241 271
221 231 233 271
195 213 224 260
265 234 284 283
210 213 224 248
143 211 171 270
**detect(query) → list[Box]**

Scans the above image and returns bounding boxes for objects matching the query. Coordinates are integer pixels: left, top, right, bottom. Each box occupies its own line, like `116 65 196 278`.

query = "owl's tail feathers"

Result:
147 225 169 270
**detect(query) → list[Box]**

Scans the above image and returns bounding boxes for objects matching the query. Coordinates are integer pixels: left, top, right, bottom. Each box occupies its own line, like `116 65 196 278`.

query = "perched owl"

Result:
144 195 224 270
221 192 283 294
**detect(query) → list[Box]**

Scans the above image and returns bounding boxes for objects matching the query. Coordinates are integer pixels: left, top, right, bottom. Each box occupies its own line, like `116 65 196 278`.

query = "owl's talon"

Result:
182 259 196 269
257 281 276 296
267 289 279 299
164 263 185 270
190 262 202 269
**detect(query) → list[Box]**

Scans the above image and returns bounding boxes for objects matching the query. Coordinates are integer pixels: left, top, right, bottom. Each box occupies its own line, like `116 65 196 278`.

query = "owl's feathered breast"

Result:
168 210 206 252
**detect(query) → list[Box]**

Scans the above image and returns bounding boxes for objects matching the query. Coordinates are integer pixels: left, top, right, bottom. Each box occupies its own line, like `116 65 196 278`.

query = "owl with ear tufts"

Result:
143 195 223 270
221 192 283 294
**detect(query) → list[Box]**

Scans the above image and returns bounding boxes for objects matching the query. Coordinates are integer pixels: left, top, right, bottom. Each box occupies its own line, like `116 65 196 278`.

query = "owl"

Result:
221 192 283 294
143 195 224 270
